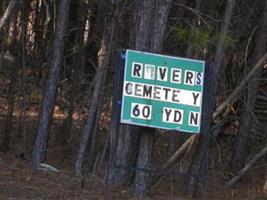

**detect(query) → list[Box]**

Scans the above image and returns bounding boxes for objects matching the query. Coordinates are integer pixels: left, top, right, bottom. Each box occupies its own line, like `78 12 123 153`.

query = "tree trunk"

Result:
88 92 104 172
60 82 76 161
18 0 29 155
0 0 19 72
33 0 50 66
149 0 172 53
186 0 202 58
214 0 236 83
107 1 172 195
107 0 154 186
185 2 235 196
74 1 116 175
60 0 88 162
186 137 203 197
133 128 155 195
134 0 154 52
230 0 267 174
264 175 267 196
133 0 172 196
107 0 155 186
0 57 18 153
31 0 70 170
1 1 21 153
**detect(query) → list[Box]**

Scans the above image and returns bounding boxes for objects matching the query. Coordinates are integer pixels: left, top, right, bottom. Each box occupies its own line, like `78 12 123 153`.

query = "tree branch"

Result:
0 0 19 33
213 52 267 119
226 145 267 188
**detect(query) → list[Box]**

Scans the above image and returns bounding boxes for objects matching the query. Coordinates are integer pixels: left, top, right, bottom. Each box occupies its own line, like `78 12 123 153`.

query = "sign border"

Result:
120 49 205 133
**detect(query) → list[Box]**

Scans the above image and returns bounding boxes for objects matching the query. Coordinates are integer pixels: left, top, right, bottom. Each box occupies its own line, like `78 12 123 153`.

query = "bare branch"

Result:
226 145 267 188
213 52 267 119
0 0 19 33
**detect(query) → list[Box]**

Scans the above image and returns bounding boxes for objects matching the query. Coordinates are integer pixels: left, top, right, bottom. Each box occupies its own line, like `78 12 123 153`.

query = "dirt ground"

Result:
0 140 266 200
0 99 266 200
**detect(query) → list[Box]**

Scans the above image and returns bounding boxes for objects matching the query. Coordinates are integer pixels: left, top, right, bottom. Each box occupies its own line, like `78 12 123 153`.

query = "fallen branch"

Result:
226 145 267 188
162 135 196 170
213 52 267 119
38 163 60 173
151 135 196 189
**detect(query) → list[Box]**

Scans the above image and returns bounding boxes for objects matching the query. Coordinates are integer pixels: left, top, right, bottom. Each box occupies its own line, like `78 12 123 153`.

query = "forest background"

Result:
0 0 267 199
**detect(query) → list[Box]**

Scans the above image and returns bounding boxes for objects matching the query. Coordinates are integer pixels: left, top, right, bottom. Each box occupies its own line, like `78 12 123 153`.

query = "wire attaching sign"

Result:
120 50 205 133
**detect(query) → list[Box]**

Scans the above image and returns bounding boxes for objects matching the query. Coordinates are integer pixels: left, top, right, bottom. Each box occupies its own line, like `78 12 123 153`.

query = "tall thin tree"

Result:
107 0 173 196
186 0 236 196
31 0 70 170
74 0 117 175
230 0 267 174
107 0 153 185
133 0 173 196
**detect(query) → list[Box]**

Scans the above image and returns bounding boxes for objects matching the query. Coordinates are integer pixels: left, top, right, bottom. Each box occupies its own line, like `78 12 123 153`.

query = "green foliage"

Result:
171 26 189 43
216 32 237 50
169 25 237 52
192 27 214 49
169 25 214 49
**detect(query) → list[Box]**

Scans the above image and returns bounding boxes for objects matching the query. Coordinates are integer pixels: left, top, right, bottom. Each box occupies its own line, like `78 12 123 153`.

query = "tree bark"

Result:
107 1 173 196
132 0 159 195
18 0 29 155
60 82 76 161
60 0 88 162
135 1 174 194
214 0 236 89
149 0 172 53
186 0 202 57
31 0 70 170
1 56 18 153
230 0 267 174
133 128 155 196
134 0 154 52
264 175 267 196
186 137 203 197
108 125 140 184
107 0 154 186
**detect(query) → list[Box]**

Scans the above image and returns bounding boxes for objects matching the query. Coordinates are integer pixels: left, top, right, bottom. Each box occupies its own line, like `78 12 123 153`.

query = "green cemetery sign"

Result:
120 49 205 133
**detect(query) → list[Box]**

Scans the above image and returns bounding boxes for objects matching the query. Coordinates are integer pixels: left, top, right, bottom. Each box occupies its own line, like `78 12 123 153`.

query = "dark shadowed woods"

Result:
0 0 267 199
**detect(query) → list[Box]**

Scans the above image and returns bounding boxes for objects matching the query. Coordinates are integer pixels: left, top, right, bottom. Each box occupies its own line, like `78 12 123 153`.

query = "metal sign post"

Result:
108 50 126 179
200 62 215 200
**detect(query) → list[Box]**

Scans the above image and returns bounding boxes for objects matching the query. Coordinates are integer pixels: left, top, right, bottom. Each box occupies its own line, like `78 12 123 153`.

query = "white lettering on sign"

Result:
162 107 184 124
121 50 205 132
184 70 195 85
171 68 182 84
189 111 200 126
132 62 143 78
157 66 168 81
124 81 201 106
132 63 203 86
184 70 203 86
131 103 152 120
144 64 155 80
